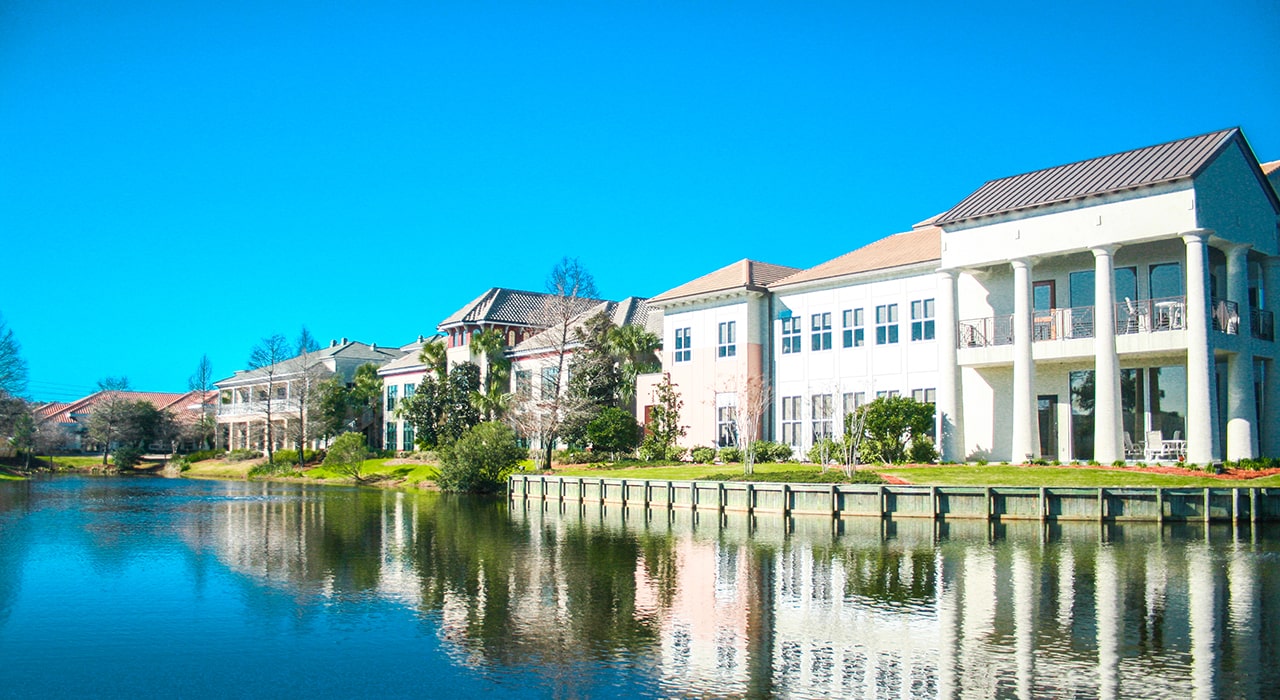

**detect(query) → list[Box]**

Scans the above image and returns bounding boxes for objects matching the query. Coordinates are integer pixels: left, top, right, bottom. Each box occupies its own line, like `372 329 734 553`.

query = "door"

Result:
1033 281 1056 340
1038 394 1058 459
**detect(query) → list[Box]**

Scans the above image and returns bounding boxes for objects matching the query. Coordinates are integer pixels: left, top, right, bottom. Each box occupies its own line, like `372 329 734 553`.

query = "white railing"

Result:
218 399 300 416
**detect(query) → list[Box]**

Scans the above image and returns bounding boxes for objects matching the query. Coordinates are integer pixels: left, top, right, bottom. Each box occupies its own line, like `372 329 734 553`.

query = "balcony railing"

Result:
1116 296 1187 335
1253 309 1275 341
218 398 300 416
1211 298 1240 335
959 296 1190 349
958 315 1014 348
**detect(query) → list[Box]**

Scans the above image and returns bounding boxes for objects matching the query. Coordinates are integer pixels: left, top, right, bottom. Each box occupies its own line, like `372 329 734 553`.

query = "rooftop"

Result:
439 288 606 329
648 259 800 305
771 227 941 288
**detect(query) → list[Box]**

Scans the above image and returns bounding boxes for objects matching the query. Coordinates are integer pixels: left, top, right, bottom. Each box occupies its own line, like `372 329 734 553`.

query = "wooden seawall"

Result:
508 474 1280 523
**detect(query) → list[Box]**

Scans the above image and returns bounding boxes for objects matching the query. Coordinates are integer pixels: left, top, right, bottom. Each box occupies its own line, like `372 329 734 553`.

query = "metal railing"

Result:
217 399 300 416
1212 298 1240 335
958 296 1197 349
1252 309 1275 341
958 314 1014 348
1116 296 1186 334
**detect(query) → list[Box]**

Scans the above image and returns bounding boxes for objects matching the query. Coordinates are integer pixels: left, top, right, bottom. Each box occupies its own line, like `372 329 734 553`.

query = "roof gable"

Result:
438 287 606 329
649 259 801 304
772 227 941 288
935 128 1244 225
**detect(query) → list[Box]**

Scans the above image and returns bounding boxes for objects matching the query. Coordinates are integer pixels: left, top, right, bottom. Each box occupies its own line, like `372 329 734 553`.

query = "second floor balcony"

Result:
957 296 1266 349
218 398 301 417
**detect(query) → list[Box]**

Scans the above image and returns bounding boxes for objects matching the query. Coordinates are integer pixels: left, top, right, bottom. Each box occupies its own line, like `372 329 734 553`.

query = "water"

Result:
0 476 1277 699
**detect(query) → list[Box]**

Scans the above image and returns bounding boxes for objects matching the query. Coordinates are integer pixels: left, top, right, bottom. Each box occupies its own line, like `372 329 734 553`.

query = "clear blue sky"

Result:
2 0 1277 401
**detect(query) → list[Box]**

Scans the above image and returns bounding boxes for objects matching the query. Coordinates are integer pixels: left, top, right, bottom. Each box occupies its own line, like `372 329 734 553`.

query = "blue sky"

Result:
2 0 1278 401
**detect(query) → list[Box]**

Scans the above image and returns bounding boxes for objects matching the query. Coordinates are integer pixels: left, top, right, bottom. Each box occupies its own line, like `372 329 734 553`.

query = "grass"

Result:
302 458 439 484
182 460 256 479
51 455 109 469
880 464 1280 488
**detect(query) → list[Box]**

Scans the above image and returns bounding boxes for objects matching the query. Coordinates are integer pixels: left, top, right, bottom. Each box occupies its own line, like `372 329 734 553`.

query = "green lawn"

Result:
302 458 439 483
52 455 109 469
182 460 255 479
553 461 826 481
880 465 1280 488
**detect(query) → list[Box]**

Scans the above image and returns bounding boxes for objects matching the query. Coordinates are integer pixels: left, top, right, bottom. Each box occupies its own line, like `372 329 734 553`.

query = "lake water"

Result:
0 476 1276 699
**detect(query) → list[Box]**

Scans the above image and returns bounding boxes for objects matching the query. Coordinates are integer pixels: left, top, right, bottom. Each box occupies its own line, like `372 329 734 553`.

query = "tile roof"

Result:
935 128 1247 225
511 297 661 354
37 390 212 425
439 288 605 329
1262 160 1280 176
214 340 400 385
771 227 941 288
648 259 801 304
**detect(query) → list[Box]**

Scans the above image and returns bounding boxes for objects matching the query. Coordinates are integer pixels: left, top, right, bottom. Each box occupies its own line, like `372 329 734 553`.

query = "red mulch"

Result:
883 462 1280 481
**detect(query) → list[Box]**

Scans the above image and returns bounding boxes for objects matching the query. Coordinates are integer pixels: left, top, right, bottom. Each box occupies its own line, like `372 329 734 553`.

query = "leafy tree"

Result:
313 376 350 442
247 334 290 464
607 323 660 403
349 363 385 448
858 396 936 464
442 362 481 442
585 407 640 457
324 431 369 481
0 313 28 399
399 375 444 448
640 374 685 461
8 405 34 469
438 421 525 493
563 312 622 444
418 338 448 379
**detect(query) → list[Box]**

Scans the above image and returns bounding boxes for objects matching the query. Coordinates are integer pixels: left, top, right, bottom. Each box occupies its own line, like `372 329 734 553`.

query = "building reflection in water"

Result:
186 483 1280 699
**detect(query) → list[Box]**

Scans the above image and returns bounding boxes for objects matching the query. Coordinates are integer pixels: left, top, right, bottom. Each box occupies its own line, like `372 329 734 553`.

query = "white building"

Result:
641 127 1280 464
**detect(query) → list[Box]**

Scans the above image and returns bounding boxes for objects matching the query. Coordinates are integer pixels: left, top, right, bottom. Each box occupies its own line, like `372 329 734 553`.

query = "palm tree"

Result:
470 384 512 421
471 327 512 394
418 339 448 379
607 325 661 402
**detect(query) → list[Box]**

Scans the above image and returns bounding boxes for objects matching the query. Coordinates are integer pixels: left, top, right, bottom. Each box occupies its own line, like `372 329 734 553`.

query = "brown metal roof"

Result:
771 227 941 288
648 259 801 304
934 128 1242 225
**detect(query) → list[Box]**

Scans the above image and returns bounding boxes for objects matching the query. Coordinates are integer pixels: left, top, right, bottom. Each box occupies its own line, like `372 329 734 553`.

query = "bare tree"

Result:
87 377 130 465
247 334 290 464
519 257 599 470
288 327 326 470
0 314 28 398
726 374 772 476
187 354 216 450
840 406 869 476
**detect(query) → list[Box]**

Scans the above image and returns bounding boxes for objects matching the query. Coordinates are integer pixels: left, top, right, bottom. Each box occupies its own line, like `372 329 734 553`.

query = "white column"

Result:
1183 231 1219 464
1011 259 1039 461
1225 243 1257 460
1096 546 1120 700
936 269 964 462
1188 546 1217 700
1092 246 1123 463
1263 258 1280 458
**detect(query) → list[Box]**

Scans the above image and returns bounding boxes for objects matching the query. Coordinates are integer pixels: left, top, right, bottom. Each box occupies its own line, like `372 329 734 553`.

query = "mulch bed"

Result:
881 462 1280 481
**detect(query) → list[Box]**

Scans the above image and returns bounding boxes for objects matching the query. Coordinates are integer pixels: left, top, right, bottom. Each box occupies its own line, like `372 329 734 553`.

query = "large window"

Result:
675 328 691 362
1149 263 1183 299
842 309 865 348
386 385 397 411
717 321 737 358
875 304 899 344
911 299 935 341
781 317 801 354
387 422 397 451
515 369 532 396
541 367 559 398
811 394 833 442
811 313 832 351
403 423 414 451
404 383 416 399
717 406 737 447
781 396 801 446
911 388 937 403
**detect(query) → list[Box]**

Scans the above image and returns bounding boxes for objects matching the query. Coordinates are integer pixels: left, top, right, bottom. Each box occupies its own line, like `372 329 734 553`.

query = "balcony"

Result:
1252 308 1275 341
958 296 1193 349
1211 298 1239 335
218 398 300 417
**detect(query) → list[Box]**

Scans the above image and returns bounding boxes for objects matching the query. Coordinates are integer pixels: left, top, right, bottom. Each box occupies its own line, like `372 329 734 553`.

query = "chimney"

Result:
330 339 338 347
417 335 424 343
371 343 377 350
341 337 348 345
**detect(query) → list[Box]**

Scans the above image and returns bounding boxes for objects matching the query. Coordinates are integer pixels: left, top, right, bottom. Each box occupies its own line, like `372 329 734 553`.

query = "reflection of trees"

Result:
823 545 937 604
0 481 33 628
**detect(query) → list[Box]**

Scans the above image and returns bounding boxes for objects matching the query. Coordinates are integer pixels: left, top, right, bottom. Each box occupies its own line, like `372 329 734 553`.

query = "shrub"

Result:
690 446 716 463
706 469 885 484
553 448 606 465
273 449 320 467
908 435 938 464
665 444 687 462
111 446 143 469
185 449 223 462
438 421 525 493
323 432 370 481
718 446 742 463
753 440 793 463
585 407 642 455
857 396 935 464
248 461 300 477
806 438 840 465
225 449 262 462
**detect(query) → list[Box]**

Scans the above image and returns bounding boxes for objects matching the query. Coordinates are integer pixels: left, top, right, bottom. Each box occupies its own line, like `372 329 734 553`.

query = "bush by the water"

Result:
438 421 525 493
225 449 262 462
553 448 608 465
585 407 641 456
248 461 301 477
323 432 370 481
184 449 223 462
751 440 793 463
719 446 742 463
111 446 143 469
273 448 321 466
639 436 685 462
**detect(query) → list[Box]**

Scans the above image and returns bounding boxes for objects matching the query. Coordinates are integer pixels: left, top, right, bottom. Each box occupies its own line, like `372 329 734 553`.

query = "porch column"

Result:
1263 257 1280 458
936 269 964 462
1225 243 1256 460
1183 230 1219 464
1011 258 1039 461
1092 246 1123 463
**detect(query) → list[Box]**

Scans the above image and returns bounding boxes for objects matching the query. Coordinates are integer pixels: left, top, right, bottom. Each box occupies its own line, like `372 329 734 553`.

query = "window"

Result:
541 367 559 398
811 394 833 441
717 321 737 358
386 422 397 451
515 369 532 396
781 317 801 354
276 386 287 400
911 299 935 341
675 327 692 362
876 304 899 344
403 423 414 451
912 388 937 403
717 406 737 447
404 383 416 399
842 392 865 417
842 309 864 348
781 396 801 446
386 385 397 411
810 313 832 351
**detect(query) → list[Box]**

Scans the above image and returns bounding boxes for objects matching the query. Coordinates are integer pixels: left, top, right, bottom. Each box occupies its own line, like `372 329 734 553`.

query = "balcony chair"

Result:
1123 431 1144 460
1123 297 1148 333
